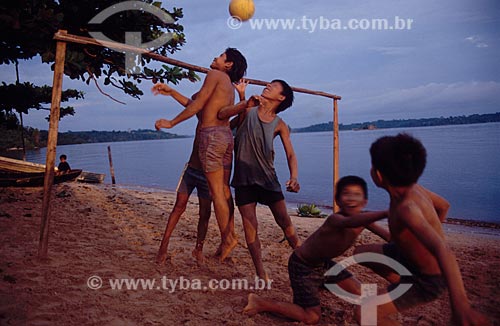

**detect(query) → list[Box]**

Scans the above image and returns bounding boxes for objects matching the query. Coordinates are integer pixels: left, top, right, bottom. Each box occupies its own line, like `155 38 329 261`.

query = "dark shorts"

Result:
383 243 447 311
176 164 211 200
234 184 285 207
198 126 233 173
288 252 353 308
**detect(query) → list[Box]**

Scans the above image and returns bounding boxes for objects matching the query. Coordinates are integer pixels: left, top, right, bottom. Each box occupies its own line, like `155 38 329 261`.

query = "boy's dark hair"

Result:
224 48 247 82
335 175 368 202
272 79 294 113
370 133 427 187
60 154 67 160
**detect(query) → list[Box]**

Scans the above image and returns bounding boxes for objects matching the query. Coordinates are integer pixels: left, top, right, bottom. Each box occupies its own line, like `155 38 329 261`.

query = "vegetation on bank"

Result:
292 112 500 133
2 111 499 151
0 127 186 151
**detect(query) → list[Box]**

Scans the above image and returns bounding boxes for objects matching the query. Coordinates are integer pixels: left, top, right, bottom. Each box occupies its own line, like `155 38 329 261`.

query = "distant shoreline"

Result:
292 112 500 133
0 128 190 152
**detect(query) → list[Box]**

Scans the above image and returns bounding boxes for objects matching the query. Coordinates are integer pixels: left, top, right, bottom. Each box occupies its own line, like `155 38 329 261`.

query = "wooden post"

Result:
333 99 340 212
108 146 116 185
20 113 26 161
38 31 67 258
16 62 26 161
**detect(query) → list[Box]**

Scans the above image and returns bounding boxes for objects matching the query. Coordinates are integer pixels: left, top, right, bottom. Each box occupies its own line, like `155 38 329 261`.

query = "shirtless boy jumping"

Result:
153 48 247 261
154 85 213 265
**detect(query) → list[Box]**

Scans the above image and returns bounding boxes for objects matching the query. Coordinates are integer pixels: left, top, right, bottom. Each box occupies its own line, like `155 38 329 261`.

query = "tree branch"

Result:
86 68 126 105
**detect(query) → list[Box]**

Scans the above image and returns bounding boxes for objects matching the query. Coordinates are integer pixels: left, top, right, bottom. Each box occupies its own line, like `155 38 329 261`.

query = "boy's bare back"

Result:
389 184 445 275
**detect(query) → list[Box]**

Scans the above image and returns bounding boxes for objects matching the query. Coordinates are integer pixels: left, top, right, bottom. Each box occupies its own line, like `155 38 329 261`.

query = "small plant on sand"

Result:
296 203 326 218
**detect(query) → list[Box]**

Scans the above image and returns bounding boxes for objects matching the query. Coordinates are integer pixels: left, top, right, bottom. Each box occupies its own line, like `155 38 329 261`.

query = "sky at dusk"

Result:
1 0 499 135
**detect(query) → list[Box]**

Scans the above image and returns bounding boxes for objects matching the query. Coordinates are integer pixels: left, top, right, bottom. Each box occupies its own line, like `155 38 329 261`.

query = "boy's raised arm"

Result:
158 70 219 129
218 100 249 120
419 185 450 222
327 210 388 228
277 120 300 193
366 222 391 242
398 205 490 325
224 78 250 129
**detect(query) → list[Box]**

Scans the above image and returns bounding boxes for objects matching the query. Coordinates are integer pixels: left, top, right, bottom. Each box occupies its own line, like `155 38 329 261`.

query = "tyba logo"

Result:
324 253 413 326
88 1 174 74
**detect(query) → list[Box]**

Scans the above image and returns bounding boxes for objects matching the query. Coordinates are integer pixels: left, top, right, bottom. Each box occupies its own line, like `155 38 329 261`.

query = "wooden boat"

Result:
76 171 106 184
0 156 102 186
0 156 46 173
0 169 82 187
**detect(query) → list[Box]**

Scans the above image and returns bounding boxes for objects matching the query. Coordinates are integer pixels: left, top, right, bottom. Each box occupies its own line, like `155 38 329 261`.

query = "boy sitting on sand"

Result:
243 175 390 324
354 133 489 325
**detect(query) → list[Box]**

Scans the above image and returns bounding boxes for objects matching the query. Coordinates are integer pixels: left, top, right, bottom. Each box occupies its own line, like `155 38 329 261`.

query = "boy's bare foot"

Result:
285 228 301 249
256 270 270 282
219 236 238 262
213 243 223 257
243 293 262 316
192 249 205 265
156 251 168 266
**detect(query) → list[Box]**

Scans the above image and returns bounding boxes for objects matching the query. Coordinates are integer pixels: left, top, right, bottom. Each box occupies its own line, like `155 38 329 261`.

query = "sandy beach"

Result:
0 182 499 325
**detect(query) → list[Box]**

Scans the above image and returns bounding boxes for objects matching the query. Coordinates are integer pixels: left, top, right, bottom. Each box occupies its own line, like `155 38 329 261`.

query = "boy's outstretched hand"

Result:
155 119 173 130
152 83 173 96
247 95 261 108
234 78 249 100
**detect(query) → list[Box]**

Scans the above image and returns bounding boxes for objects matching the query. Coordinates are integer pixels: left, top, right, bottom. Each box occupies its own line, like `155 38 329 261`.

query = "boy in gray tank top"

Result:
219 79 301 281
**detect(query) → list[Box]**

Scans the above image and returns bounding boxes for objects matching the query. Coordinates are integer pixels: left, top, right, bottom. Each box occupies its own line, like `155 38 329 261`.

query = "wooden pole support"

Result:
333 99 340 212
108 146 116 185
38 31 68 259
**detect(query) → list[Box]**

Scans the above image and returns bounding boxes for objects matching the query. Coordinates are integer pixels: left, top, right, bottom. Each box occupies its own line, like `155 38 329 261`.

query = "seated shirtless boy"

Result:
243 176 390 324
354 133 490 325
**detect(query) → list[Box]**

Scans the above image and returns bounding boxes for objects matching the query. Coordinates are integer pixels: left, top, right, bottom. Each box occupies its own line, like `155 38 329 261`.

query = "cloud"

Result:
369 46 415 55
343 81 500 122
465 35 488 48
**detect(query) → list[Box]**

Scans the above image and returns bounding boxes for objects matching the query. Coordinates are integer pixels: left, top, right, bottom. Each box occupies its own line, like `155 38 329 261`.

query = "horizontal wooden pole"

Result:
53 31 341 100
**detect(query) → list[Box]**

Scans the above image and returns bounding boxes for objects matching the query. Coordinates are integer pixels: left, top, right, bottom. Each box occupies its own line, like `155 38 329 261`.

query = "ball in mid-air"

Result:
229 0 255 21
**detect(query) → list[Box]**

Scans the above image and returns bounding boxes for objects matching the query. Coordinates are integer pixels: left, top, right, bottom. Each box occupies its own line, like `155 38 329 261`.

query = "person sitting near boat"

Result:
57 154 71 172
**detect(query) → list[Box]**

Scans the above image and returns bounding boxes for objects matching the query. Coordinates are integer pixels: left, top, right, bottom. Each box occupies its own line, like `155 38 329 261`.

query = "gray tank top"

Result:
231 107 282 191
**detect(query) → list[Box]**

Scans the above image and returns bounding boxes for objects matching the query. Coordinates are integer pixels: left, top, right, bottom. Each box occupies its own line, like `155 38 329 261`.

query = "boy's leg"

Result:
238 202 267 280
353 289 400 326
268 199 300 248
214 168 236 257
352 244 399 324
336 276 361 296
199 127 237 261
205 169 237 261
353 244 401 284
224 167 235 243
192 197 211 264
244 293 321 325
156 192 189 265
